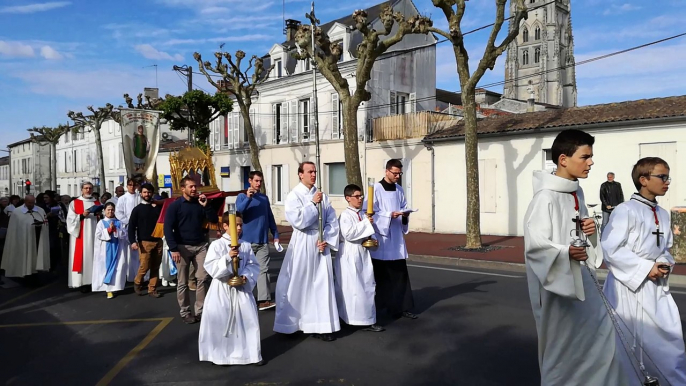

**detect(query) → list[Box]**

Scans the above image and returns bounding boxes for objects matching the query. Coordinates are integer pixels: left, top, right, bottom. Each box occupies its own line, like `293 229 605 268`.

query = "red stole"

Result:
72 199 100 273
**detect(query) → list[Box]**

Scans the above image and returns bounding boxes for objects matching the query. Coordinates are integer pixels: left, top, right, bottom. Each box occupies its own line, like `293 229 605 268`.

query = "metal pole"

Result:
308 2 323 243
188 66 193 146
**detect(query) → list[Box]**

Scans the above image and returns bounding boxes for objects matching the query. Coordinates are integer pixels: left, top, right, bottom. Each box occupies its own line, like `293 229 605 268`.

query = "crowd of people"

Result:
0 159 418 368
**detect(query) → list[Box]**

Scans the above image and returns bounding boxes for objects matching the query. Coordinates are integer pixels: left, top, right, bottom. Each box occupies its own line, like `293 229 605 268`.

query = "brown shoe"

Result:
182 314 197 324
148 290 162 298
134 284 145 296
189 280 197 291
258 301 276 311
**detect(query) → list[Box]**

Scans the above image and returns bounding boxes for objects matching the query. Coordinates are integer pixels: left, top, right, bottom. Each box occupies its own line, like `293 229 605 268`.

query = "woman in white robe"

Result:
199 215 261 366
92 203 126 298
602 193 686 385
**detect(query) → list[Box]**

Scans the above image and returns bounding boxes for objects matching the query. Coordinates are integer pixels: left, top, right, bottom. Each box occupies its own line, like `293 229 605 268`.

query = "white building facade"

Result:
0 156 9 196
207 0 438 222
8 138 51 196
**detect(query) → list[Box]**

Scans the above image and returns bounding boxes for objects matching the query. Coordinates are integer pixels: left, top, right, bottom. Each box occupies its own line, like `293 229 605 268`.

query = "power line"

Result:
477 31 686 90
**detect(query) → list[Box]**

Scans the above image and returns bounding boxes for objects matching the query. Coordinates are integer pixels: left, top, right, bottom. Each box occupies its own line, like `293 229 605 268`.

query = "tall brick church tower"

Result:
503 0 577 107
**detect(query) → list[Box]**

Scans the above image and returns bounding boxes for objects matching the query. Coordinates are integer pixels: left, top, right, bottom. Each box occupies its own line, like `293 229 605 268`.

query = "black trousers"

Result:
371 258 414 316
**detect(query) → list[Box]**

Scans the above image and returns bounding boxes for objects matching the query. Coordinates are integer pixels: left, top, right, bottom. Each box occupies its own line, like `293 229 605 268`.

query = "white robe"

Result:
66 197 99 288
334 207 377 325
602 195 686 385
91 219 127 293
0 205 50 277
369 182 409 261
274 183 341 334
115 191 141 281
199 236 261 365
523 170 629 385
160 238 177 282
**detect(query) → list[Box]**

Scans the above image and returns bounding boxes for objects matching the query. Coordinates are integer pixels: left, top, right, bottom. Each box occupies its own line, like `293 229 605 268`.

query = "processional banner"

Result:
119 108 161 181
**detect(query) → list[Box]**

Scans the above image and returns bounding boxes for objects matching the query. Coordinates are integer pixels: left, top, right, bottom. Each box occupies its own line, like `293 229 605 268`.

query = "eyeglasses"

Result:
348 195 364 199
387 171 403 177
650 174 671 183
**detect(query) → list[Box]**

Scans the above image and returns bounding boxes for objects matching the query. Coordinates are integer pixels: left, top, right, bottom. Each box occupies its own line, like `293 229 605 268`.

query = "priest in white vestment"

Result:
369 159 417 319
602 158 686 385
92 203 127 298
273 161 340 341
199 213 262 366
333 184 384 332
115 178 142 281
524 129 629 386
0 195 50 278
66 182 101 289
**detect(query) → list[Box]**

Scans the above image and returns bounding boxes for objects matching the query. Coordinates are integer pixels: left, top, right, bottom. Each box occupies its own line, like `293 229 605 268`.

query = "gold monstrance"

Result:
362 178 379 249
227 204 245 287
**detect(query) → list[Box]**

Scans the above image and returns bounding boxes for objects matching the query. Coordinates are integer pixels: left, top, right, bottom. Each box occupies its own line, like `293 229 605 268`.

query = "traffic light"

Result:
25 179 31 194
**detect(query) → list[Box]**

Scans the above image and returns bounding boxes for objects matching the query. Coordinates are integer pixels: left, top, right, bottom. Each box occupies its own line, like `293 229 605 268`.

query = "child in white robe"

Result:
523 129 629 385
333 184 384 332
602 157 686 384
92 203 126 299
198 212 263 366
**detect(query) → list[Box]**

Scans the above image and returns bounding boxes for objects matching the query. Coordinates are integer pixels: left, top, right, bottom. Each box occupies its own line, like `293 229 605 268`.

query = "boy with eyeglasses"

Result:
333 184 384 332
601 157 686 384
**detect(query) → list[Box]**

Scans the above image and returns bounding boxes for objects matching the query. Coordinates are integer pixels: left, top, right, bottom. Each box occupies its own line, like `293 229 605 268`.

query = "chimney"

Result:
527 98 535 113
285 19 301 41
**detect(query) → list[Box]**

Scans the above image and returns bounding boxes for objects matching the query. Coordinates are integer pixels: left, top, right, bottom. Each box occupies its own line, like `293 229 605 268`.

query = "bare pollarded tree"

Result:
293 4 433 187
194 50 273 177
68 104 117 192
28 124 71 191
425 0 528 248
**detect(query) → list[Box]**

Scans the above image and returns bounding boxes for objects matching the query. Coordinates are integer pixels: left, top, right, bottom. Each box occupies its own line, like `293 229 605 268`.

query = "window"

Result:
522 49 529 65
272 103 284 144
534 47 541 64
535 27 541 40
57 185 61 195
73 149 77 172
299 99 310 141
333 40 343 62
305 59 310 71
543 149 556 171
327 163 347 196
64 133 70 143
64 151 68 173
390 91 410 115
272 165 283 203
226 112 240 148
275 59 282 78
331 93 342 139
108 181 114 194
523 28 529 43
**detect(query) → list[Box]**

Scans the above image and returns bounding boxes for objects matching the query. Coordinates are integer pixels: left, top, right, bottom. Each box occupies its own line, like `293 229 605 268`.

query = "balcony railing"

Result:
372 111 460 141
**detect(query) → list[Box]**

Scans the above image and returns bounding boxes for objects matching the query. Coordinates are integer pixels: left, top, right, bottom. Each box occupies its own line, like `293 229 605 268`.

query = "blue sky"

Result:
0 0 684 151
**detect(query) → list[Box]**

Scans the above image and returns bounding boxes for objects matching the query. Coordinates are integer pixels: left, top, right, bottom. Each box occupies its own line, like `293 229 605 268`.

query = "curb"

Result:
408 254 686 288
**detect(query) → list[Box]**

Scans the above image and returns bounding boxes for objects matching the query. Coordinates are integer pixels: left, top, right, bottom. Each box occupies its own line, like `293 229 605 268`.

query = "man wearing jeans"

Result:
236 171 279 310
128 183 163 298
164 176 218 324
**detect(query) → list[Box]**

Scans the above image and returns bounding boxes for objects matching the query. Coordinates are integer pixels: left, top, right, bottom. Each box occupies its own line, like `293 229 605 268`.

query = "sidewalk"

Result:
275 225 686 277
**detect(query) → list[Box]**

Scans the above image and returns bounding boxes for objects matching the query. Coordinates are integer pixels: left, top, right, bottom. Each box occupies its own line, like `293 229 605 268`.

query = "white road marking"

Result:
407 264 524 278
670 290 686 296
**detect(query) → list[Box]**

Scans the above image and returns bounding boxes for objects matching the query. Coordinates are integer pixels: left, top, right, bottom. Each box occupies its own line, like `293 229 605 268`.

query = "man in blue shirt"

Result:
164 176 219 324
236 171 279 311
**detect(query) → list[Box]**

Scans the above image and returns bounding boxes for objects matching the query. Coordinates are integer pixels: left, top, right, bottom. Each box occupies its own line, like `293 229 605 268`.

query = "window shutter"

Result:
409 92 417 113
239 113 245 147
282 163 290 199
209 121 215 150
289 100 298 143
282 103 290 143
232 113 240 149
390 91 397 115
331 93 339 139
309 96 314 142
272 104 278 144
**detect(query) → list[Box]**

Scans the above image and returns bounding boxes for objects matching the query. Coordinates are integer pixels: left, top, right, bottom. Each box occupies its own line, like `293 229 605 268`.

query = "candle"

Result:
228 203 239 247
367 178 375 214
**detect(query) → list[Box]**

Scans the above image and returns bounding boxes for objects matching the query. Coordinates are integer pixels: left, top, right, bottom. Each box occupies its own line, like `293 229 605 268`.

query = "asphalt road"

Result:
2 249 685 386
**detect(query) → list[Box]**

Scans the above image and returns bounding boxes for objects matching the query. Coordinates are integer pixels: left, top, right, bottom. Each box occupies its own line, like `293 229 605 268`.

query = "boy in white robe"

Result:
92 203 127 299
199 212 263 366
333 184 384 332
523 129 629 385
602 157 686 385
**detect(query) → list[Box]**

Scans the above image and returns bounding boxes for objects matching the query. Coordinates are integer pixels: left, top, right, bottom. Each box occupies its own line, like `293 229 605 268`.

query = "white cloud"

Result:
603 3 641 15
40 45 63 60
134 44 184 61
0 1 70 14
0 41 35 58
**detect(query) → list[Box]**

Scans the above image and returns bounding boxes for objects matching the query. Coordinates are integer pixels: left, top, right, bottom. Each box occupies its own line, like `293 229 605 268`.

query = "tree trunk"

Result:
50 143 57 191
238 102 265 193
671 207 686 263
342 99 363 188
461 88 482 249
93 124 106 194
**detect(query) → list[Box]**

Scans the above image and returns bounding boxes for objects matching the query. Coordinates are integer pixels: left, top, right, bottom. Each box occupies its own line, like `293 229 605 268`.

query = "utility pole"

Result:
173 64 193 145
